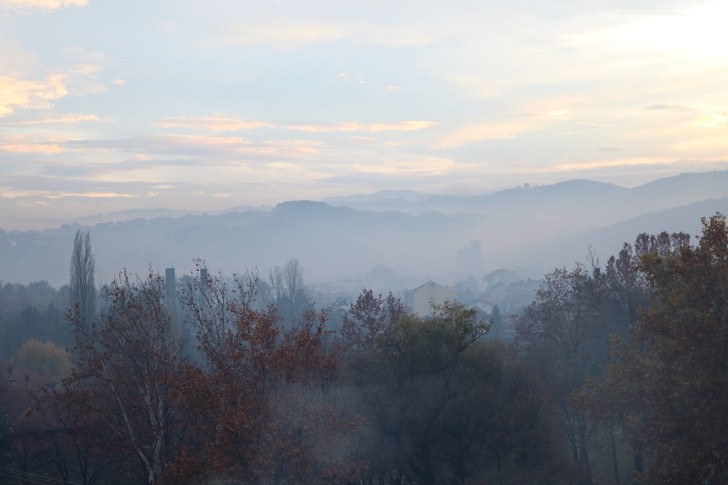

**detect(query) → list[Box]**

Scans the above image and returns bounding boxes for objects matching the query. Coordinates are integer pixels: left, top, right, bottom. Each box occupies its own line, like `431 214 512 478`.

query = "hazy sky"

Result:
1 0 727 229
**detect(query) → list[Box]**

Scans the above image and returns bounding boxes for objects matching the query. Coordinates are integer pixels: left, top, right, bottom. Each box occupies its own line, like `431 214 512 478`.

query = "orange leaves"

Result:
174 271 350 484
584 214 728 483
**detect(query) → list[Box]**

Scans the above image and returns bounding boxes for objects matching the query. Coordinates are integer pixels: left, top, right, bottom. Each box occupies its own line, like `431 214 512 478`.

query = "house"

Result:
483 269 520 289
404 281 459 317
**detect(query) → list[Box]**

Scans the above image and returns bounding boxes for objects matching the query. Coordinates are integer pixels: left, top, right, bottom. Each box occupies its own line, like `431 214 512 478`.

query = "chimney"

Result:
165 267 180 340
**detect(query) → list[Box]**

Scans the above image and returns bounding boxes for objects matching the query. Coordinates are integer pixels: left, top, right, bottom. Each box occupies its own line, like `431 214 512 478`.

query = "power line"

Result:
0 465 82 485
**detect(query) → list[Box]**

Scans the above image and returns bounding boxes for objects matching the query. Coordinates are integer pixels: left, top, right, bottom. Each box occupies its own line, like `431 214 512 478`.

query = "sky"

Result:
1 0 727 230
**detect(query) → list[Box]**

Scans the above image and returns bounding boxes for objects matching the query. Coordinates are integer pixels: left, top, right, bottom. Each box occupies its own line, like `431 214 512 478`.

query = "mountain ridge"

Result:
1 170 727 288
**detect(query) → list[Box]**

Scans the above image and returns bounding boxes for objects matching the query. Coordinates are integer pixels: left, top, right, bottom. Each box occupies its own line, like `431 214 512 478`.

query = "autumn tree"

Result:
577 232 688 481
595 214 728 483
35 384 118 485
343 297 567 484
265 259 312 327
69 230 96 326
346 301 486 484
340 288 405 353
515 263 616 483
12 339 71 380
173 268 352 484
0 302 71 361
54 270 184 485
0 380 8 485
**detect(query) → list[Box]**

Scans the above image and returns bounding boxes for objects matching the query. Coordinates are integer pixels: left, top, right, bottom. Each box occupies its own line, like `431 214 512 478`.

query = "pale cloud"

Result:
547 109 574 120
357 25 449 48
156 116 273 131
436 1 728 116
370 121 439 133
286 120 437 134
442 74 502 100
44 191 137 199
597 0 728 61
0 74 68 116
0 44 110 117
1 189 136 199
213 14 456 51
0 141 63 154
434 120 539 150
687 112 727 129
0 0 86 9
348 136 378 144
5 113 104 125
267 162 299 171
216 21 346 50
551 157 677 173
63 69 108 96
646 104 692 111
69 134 322 161
355 155 456 176
0 133 65 153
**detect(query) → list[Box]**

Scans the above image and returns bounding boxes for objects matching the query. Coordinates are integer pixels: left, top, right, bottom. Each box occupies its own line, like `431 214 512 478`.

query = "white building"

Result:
405 281 459 317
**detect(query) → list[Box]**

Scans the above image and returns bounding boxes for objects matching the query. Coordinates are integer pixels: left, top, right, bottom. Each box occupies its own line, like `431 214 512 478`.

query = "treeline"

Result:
0 281 72 361
1 214 728 484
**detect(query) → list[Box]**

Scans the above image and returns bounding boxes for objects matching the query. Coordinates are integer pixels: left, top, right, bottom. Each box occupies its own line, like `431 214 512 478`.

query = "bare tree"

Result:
60 270 184 485
267 259 311 326
0 377 9 476
69 230 96 326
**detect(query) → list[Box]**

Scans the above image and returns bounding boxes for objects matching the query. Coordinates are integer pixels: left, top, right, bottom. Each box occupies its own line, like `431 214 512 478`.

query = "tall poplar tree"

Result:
69 230 96 326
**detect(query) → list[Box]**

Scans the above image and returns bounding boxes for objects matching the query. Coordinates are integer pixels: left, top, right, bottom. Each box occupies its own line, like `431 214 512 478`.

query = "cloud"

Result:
285 120 437 134
205 3 465 52
551 157 677 172
155 116 273 131
355 24 450 48
687 112 727 129
0 141 63 154
647 104 692 111
66 134 322 161
0 0 86 9
356 155 455 176
46 191 137 199
434 120 538 150
0 133 66 153
5 113 105 125
0 75 68 116
215 21 346 50
0 44 111 117
547 109 574 120
0 173 161 196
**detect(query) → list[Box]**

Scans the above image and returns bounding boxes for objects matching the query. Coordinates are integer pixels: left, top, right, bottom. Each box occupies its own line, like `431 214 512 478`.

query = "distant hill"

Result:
1 170 727 288
537 198 728 270
74 208 205 226
324 170 728 222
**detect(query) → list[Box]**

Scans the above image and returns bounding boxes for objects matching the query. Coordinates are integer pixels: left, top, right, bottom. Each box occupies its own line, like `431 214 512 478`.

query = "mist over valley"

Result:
2 170 727 292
